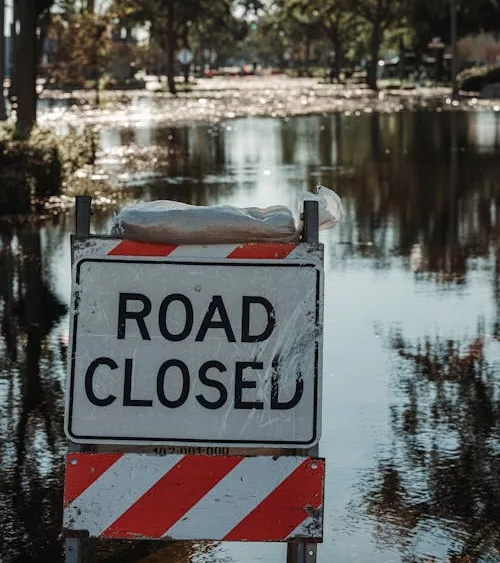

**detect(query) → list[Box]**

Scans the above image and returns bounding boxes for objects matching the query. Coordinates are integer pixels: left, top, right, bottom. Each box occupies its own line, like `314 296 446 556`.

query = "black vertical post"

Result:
303 200 319 244
447 111 458 275
65 197 92 563
287 199 319 563
0 0 7 120
450 0 458 99
76 195 92 238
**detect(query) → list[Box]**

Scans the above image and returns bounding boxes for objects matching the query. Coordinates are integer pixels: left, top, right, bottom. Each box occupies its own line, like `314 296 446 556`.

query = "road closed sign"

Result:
65 239 323 447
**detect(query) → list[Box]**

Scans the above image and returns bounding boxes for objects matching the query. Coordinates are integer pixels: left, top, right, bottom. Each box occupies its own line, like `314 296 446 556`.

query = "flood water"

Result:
1 110 499 562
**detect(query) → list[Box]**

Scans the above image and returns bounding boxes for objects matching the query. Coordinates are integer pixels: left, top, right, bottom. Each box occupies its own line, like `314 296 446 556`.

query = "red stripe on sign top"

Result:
223 458 324 542
102 454 244 539
107 240 177 256
64 453 122 508
227 243 297 259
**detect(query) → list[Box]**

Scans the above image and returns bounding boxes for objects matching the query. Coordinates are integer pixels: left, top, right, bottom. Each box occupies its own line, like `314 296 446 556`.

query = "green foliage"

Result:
0 124 96 214
40 0 500 92
47 12 111 87
227 13 292 68
457 64 500 92
190 0 248 58
57 127 97 175
108 0 244 92
349 0 406 29
0 124 61 206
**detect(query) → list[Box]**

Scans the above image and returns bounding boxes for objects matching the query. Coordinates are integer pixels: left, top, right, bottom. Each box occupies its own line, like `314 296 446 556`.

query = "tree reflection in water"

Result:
359 111 500 562
0 218 220 562
365 330 500 562
0 220 67 562
329 111 500 285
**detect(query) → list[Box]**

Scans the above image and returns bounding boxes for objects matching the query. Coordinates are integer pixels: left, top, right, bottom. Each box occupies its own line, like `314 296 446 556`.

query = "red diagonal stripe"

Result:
64 453 122 508
227 243 297 259
223 458 324 541
107 240 177 256
102 454 244 539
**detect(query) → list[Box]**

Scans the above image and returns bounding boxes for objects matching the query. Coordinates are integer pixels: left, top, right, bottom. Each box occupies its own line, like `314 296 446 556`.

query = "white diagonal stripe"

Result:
168 245 238 259
163 456 303 540
64 454 182 536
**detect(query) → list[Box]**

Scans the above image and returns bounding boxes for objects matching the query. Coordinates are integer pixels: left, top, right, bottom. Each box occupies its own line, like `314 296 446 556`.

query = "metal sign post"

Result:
66 195 93 563
287 200 320 563
64 196 324 562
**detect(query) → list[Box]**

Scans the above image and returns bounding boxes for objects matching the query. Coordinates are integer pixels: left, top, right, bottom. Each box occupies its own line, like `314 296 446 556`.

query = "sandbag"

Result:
110 185 343 245
111 200 299 244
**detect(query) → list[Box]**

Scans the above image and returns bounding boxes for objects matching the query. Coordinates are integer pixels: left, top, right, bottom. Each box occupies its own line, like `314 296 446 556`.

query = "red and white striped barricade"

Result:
64 452 324 541
64 236 325 544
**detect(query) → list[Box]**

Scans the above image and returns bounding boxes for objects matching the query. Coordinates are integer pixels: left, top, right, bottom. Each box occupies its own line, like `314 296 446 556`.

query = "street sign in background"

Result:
65 239 324 448
177 48 193 65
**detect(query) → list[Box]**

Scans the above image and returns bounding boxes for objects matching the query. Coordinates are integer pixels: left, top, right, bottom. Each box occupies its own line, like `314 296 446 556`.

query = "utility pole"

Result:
450 0 458 98
0 0 6 120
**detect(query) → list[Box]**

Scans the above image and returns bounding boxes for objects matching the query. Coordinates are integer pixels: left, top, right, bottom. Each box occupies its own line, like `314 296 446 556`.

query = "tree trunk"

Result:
93 19 105 108
326 19 341 82
167 2 176 95
304 32 311 74
333 36 343 82
398 37 405 80
182 23 189 84
0 0 6 120
37 10 50 70
15 0 37 139
9 0 18 104
367 22 381 91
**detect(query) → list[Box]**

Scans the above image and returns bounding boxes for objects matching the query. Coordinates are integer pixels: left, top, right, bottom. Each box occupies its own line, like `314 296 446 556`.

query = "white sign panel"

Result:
65 240 323 447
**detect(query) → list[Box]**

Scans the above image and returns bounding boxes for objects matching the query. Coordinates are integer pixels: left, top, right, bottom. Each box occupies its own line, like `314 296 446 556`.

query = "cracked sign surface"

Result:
65 239 323 447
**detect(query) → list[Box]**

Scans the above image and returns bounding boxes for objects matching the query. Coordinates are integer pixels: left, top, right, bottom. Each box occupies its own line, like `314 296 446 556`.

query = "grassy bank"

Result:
0 124 96 214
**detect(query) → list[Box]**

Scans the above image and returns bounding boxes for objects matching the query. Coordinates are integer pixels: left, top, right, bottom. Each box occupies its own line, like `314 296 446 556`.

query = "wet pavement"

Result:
0 107 499 562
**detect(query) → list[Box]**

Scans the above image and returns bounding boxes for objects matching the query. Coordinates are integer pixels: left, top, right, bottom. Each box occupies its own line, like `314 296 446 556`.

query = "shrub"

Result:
101 76 145 90
0 124 96 214
58 127 97 175
457 64 500 92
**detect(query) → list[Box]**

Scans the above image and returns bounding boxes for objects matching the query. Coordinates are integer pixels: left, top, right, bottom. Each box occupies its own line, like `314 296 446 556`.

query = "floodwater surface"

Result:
0 109 499 563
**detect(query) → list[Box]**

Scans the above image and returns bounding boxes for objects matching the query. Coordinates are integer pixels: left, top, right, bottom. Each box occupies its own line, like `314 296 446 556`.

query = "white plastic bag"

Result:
296 185 344 232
